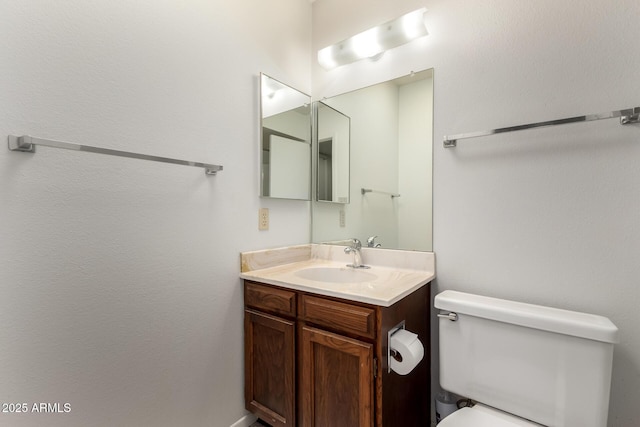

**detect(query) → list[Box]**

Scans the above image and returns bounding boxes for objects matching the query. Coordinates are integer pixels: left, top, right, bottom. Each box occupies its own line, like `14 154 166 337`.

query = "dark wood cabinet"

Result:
300 325 374 427
244 280 430 427
245 309 295 427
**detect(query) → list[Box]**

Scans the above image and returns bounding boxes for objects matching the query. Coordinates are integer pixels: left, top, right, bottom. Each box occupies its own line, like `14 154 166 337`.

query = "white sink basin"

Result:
295 266 377 283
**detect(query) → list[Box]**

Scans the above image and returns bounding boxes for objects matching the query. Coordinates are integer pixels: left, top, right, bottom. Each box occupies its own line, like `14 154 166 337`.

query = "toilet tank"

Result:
435 291 618 427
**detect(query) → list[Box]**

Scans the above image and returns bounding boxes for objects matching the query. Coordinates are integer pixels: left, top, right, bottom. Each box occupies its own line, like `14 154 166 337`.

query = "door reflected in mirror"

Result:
260 73 311 200
316 102 350 203
312 69 433 252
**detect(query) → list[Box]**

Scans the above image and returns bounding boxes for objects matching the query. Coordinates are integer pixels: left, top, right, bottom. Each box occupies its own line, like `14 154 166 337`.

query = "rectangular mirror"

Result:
315 102 350 203
260 73 311 200
312 69 433 251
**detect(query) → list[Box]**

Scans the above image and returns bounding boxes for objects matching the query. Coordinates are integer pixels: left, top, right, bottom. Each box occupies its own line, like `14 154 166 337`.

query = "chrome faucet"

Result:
344 238 369 269
367 235 381 248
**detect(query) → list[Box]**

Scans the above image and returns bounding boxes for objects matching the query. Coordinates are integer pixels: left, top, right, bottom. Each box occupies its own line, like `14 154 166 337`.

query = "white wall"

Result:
398 76 433 251
0 1 311 426
314 0 640 425
3 1 639 425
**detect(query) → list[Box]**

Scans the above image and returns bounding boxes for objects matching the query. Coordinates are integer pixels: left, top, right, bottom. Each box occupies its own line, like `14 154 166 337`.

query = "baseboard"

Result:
229 413 258 427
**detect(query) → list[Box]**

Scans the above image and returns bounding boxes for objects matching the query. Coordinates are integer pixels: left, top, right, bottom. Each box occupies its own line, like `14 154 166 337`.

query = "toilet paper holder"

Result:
387 320 405 373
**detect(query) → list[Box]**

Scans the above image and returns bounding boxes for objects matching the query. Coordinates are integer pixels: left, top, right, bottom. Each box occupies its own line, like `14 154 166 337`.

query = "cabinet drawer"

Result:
300 295 376 339
244 281 297 317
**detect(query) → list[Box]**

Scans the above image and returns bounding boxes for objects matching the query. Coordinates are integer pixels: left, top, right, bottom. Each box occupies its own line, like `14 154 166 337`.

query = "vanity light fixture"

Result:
317 8 428 70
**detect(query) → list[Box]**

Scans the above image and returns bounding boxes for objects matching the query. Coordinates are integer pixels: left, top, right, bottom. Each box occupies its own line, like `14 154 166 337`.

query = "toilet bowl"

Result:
435 290 618 427
438 403 543 426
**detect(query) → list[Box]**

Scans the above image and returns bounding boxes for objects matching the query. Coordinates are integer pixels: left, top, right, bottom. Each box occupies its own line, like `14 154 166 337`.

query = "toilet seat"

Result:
438 404 544 427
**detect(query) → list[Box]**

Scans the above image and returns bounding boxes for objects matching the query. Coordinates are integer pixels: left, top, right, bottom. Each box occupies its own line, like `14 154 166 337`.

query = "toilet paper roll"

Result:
390 329 424 375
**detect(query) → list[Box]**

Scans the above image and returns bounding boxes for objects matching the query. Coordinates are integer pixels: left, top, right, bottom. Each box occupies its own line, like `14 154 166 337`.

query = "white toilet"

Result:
434 290 619 427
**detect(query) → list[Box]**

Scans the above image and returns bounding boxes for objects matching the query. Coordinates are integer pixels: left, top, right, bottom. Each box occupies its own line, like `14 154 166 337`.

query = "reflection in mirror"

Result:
316 102 350 203
312 69 433 251
260 73 311 200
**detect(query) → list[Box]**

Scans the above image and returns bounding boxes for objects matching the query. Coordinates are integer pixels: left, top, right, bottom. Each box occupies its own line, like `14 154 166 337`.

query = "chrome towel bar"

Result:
361 188 400 198
443 106 640 148
8 135 223 175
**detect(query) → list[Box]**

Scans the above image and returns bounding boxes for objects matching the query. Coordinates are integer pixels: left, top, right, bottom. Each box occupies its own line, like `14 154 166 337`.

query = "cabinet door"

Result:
300 325 374 427
245 309 295 427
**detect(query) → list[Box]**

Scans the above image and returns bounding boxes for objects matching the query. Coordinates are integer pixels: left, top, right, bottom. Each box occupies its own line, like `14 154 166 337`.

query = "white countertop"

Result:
239 244 435 307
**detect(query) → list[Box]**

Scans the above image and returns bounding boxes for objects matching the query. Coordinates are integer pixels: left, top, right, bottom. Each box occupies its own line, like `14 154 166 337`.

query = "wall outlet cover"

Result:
259 208 269 231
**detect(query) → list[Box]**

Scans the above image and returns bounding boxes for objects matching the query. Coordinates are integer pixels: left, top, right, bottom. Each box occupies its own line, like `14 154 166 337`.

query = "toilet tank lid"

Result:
435 290 619 344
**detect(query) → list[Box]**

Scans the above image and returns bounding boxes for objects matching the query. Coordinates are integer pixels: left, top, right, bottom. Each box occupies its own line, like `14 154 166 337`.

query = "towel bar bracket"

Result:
620 108 640 125
443 139 457 148
8 135 36 153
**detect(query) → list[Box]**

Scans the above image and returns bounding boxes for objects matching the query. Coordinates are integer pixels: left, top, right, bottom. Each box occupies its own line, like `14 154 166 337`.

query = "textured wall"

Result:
0 1 311 426
3 1 639 426
313 0 640 425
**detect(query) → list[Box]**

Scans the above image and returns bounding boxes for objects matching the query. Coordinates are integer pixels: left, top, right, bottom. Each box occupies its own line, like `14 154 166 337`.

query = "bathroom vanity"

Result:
240 245 435 427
